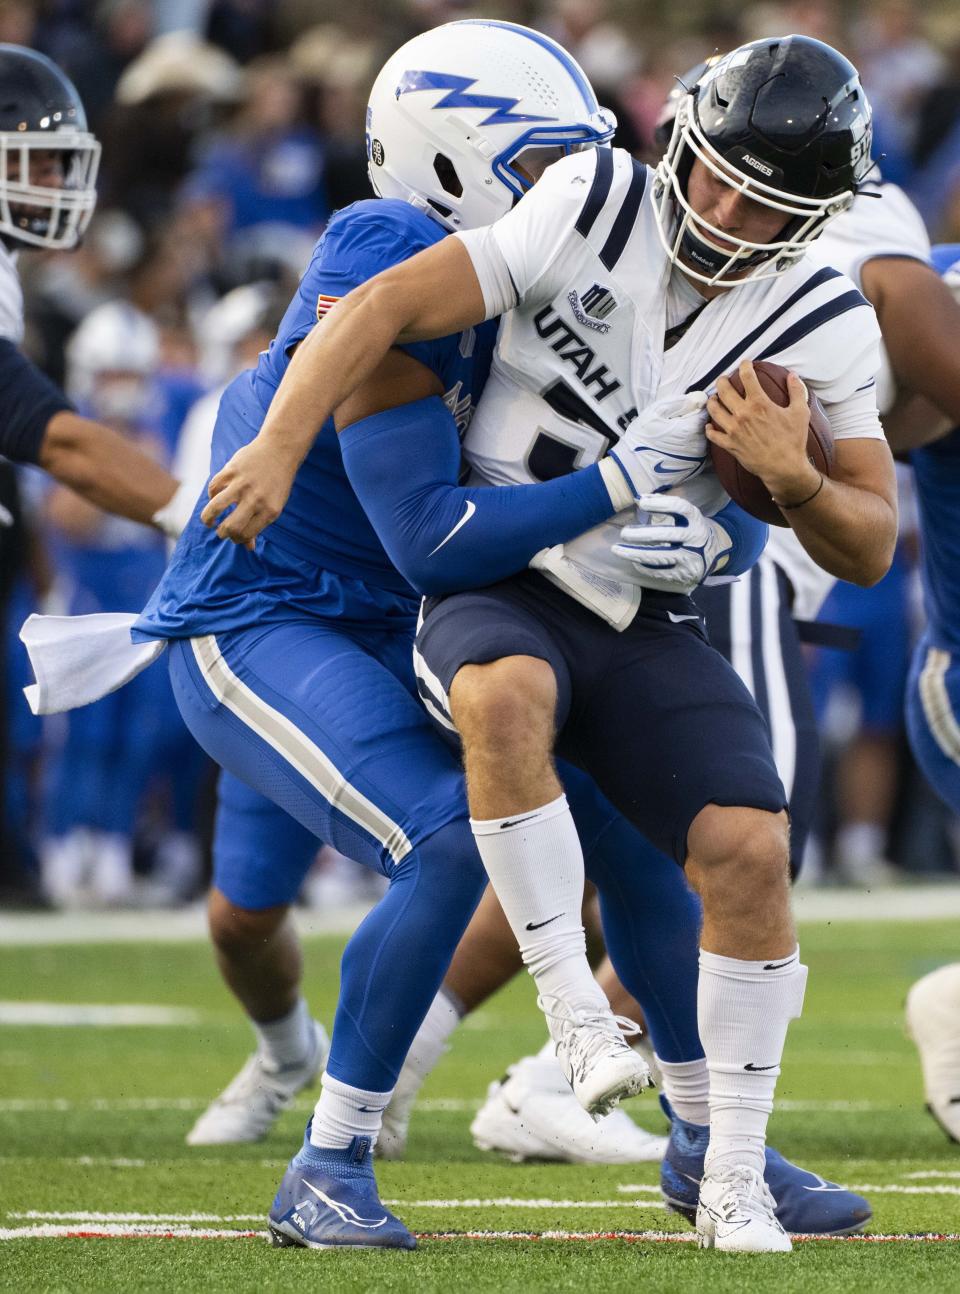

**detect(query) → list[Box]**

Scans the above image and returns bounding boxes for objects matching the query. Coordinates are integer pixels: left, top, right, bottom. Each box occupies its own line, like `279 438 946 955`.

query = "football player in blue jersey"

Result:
122 21 760 1250
0 45 189 531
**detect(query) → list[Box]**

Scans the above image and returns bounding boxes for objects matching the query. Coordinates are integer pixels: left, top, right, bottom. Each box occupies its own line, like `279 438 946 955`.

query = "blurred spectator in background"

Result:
39 301 205 907
179 53 329 265
909 39 960 240
854 0 945 183
99 31 242 229
288 23 380 211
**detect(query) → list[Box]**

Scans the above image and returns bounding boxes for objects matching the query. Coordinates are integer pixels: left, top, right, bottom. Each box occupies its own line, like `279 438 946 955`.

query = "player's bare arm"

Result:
707 359 897 585
202 237 485 546
40 410 182 528
859 256 960 451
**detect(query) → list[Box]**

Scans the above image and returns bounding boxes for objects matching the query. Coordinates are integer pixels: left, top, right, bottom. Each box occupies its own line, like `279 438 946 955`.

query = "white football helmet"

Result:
66 300 159 420
366 20 616 232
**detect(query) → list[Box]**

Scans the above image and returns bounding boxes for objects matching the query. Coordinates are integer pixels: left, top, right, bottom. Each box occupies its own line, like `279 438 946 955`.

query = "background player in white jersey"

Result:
0 44 193 533
206 36 897 1252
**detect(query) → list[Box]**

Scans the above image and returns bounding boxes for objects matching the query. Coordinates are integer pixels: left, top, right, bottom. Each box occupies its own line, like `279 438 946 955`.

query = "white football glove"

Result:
603 393 708 507
611 493 732 594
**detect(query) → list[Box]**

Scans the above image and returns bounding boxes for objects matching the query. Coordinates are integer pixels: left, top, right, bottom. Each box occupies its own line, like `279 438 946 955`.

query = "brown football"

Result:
709 360 834 527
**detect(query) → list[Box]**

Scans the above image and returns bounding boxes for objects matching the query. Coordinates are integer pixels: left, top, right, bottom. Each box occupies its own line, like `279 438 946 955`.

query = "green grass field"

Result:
1 917 958 1292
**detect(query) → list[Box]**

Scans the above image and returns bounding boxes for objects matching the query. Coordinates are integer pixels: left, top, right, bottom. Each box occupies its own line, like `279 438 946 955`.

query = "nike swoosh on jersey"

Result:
427 500 476 557
667 612 701 623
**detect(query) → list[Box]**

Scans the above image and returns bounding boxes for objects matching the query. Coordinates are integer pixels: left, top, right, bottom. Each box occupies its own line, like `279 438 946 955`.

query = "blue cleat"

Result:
268 1123 416 1250
659 1097 872 1235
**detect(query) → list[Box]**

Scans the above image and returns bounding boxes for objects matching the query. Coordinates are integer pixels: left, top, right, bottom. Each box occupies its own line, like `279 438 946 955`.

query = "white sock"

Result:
656 1056 710 1126
253 996 314 1072
470 795 607 1022
310 1072 393 1150
698 947 807 1176
391 988 463 1108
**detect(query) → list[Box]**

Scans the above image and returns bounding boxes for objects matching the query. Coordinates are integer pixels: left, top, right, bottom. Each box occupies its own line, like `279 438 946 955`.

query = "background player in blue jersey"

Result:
894 244 960 1147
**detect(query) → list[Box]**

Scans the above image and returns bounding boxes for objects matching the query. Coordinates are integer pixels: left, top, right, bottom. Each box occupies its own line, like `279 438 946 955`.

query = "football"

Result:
708 359 834 526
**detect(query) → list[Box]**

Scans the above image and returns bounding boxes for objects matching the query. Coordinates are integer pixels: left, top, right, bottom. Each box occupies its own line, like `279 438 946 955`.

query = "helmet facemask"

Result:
653 94 854 289
0 130 100 250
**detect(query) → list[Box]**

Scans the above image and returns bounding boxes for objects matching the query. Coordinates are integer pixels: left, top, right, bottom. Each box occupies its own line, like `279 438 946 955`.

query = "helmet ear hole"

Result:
433 153 463 198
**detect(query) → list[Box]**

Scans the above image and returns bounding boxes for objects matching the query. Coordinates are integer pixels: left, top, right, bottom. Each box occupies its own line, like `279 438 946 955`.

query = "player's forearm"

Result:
40 412 179 525
339 397 618 595
776 468 897 585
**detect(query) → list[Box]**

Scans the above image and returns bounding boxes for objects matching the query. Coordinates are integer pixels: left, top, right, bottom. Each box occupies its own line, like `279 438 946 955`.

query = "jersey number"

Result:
527 381 619 482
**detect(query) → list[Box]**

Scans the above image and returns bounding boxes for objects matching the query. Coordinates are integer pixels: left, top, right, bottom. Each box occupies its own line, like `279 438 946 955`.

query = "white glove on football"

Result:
611 493 732 594
601 393 708 508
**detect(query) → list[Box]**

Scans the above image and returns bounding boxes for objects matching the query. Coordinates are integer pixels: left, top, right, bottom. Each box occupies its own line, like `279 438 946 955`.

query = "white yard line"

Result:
2 886 960 947
0 1003 201 1026
0 904 374 947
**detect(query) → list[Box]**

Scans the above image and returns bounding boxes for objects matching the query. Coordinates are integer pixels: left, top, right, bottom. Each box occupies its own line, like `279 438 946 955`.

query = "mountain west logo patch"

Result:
568 283 618 333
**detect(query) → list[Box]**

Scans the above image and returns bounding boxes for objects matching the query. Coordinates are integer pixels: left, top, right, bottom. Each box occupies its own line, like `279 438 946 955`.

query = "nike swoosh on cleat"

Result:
500 814 538 829
300 1178 387 1229
763 957 797 970
525 913 564 931
427 500 476 557
744 1062 778 1071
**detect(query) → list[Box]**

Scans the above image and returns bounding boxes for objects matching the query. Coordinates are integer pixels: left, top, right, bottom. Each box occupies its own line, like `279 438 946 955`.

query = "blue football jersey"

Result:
137 200 496 639
911 243 960 653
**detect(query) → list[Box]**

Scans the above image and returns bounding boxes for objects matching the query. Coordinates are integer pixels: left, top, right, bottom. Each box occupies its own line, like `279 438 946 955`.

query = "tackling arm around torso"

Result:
202 237 488 546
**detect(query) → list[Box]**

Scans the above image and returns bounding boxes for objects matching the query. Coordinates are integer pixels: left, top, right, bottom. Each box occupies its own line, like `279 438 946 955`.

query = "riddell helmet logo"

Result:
740 153 774 177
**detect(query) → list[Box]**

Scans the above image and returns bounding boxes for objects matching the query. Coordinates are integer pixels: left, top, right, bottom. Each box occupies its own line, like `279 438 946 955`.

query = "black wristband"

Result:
775 472 824 511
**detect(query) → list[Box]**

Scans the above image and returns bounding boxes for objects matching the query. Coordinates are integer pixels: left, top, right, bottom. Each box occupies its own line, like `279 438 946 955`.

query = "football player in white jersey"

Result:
405 70 960 1186
207 36 898 1252
0 45 192 534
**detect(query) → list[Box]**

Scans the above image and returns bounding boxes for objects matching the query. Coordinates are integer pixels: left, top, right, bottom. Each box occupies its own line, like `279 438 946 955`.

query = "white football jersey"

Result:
0 239 24 344
456 147 883 626
769 181 930 621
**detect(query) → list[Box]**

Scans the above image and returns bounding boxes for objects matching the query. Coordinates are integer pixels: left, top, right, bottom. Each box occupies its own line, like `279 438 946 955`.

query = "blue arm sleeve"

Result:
339 396 615 595
714 499 768 576
0 339 72 464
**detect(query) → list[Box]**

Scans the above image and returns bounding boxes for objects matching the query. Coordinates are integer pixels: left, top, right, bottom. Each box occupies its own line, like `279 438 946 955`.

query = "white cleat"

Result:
186 1020 329 1146
539 994 654 1118
470 1054 668 1164
906 963 960 1143
696 1164 792 1253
